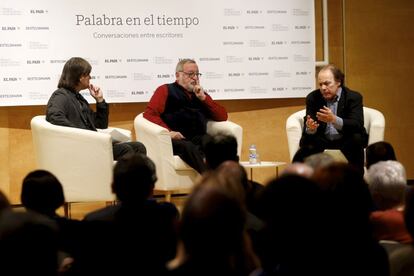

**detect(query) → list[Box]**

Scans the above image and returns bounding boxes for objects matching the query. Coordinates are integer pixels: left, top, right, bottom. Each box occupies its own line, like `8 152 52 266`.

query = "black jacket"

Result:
46 87 108 130
302 86 368 141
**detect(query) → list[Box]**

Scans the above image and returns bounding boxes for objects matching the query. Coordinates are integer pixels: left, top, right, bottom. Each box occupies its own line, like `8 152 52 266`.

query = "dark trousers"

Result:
113 141 147 160
300 133 366 175
172 135 210 174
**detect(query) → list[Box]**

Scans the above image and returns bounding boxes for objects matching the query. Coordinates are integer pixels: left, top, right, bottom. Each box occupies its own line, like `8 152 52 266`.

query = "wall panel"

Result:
344 0 414 178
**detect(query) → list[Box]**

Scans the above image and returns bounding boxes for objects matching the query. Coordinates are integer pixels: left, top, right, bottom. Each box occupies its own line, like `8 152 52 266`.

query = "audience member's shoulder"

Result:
83 205 121 222
148 199 179 219
250 180 264 193
53 215 82 227
0 209 59 236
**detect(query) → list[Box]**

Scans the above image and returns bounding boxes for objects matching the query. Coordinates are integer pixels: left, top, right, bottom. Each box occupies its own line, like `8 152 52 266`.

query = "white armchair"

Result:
286 107 385 161
134 113 243 201
30 116 131 205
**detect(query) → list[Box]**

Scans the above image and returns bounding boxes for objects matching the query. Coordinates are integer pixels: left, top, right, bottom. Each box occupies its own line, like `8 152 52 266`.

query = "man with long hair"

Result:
46 57 146 160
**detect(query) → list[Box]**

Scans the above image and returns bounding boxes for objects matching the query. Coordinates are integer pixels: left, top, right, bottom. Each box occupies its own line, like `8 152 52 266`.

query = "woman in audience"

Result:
383 187 414 276
365 160 412 243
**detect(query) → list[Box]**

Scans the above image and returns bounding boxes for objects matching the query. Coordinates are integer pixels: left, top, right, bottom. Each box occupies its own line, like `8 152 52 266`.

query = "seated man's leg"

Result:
125 141 147 155
112 142 146 160
340 133 365 175
172 139 206 174
299 134 327 151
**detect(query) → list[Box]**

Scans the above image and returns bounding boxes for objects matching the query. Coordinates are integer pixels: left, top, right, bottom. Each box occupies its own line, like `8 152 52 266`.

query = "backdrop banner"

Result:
0 0 315 106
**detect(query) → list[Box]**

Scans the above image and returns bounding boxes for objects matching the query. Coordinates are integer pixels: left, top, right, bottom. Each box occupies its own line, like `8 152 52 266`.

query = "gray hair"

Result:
304 153 335 170
365 160 407 209
280 163 314 178
175 58 196 72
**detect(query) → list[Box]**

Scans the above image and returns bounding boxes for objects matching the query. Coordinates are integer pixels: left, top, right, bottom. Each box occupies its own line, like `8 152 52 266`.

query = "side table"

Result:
240 161 287 182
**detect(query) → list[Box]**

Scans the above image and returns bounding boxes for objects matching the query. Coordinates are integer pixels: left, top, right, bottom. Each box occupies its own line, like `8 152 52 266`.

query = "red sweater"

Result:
143 82 228 131
370 209 413 244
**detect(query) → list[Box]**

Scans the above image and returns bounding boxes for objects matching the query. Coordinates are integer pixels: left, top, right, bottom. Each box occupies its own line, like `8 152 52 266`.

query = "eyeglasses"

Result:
180 71 202 78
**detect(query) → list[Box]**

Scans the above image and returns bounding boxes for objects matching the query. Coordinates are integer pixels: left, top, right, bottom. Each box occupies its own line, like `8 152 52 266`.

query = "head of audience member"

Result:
292 144 323 163
21 170 65 217
257 174 329 274
112 153 157 205
365 160 407 211
178 172 256 274
280 162 314 178
204 134 239 170
312 163 374 238
310 164 390 276
215 161 248 204
58 57 92 92
0 210 59 276
216 160 265 217
318 64 345 101
0 190 10 213
175 59 200 92
304 152 336 171
258 174 326 233
365 141 397 169
311 165 390 276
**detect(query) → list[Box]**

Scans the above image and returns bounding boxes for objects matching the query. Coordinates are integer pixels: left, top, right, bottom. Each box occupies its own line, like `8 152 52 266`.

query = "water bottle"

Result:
249 144 258 164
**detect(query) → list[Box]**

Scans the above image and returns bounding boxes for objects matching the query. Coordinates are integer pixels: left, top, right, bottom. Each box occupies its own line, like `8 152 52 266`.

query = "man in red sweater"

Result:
144 59 228 173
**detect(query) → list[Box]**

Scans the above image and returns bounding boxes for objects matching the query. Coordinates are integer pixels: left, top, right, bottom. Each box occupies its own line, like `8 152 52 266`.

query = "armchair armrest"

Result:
363 107 385 145
134 113 181 189
286 109 306 161
134 113 174 161
97 127 132 142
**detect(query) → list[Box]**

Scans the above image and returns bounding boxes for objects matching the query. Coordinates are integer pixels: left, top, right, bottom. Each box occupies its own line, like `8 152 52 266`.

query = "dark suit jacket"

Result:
46 87 108 131
302 86 368 142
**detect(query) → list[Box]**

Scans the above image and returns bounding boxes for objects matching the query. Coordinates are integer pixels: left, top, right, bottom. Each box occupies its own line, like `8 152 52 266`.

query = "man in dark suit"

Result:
299 64 368 174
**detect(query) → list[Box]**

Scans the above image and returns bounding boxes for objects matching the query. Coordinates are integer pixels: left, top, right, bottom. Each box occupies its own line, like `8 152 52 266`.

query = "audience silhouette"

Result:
169 171 259 276
366 141 397 169
78 153 178 275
